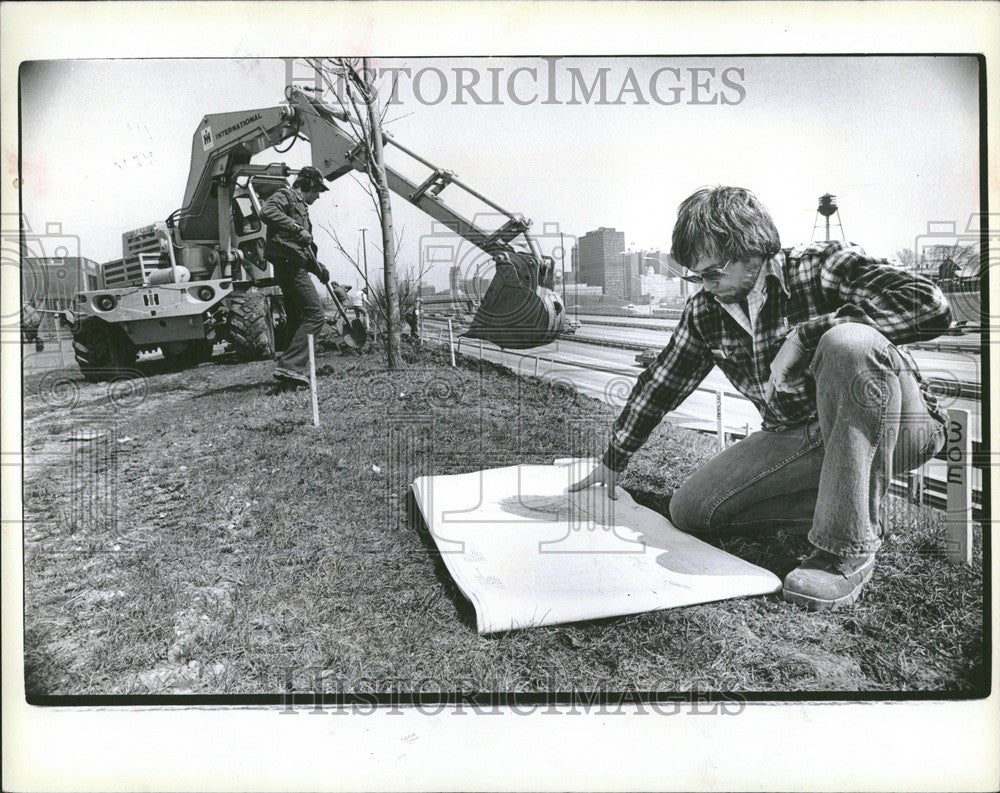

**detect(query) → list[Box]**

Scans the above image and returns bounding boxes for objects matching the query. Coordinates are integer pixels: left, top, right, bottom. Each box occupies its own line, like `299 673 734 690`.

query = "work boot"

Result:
273 369 309 391
782 549 876 611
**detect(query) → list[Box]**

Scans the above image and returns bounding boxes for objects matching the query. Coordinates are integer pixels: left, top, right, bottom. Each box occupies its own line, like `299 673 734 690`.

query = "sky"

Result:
19 56 981 290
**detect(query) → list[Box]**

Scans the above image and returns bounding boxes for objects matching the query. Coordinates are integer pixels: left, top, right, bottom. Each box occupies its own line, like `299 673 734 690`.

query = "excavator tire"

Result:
223 288 275 361
72 316 138 382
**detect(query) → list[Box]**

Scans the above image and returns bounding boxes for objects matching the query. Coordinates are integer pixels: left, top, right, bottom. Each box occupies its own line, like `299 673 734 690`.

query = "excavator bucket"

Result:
465 252 565 349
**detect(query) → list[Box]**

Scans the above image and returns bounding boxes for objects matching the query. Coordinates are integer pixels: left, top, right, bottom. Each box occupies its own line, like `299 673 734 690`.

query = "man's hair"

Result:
292 175 312 191
670 186 781 268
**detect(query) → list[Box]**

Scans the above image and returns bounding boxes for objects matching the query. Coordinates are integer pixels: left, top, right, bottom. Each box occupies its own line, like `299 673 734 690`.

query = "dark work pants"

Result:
275 267 325 379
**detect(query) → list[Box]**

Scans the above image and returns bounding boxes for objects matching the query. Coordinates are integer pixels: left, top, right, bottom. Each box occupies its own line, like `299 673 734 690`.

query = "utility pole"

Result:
559 231 567 309
361 57 402 369
359 226 369 288
575 244 579 318
621 250 627 305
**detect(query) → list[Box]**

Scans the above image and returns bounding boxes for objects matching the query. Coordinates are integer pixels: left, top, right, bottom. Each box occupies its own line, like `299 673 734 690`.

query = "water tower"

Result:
811 193 846 242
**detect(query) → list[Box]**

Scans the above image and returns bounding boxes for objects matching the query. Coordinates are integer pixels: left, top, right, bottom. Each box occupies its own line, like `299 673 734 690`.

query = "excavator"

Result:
68 87 566 380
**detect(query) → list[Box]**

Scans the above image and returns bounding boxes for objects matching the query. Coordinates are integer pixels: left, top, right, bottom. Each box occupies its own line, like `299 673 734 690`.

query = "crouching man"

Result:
571 186 952 611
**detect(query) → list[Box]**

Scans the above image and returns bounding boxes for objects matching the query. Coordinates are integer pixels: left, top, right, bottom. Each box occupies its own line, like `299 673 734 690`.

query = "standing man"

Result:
571 186 953 611
21 302 44 352
261 166 331 387
404 300 419 340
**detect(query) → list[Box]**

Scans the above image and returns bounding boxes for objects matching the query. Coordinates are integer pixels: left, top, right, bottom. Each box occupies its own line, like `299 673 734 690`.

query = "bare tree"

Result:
894 246 918 272
309 58 404 369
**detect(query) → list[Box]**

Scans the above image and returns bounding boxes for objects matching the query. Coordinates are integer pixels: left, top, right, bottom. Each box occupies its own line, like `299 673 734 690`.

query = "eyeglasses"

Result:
681 258 737 285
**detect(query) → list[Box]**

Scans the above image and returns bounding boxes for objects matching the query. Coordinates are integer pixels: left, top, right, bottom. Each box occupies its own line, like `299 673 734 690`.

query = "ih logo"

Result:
201 125 214 151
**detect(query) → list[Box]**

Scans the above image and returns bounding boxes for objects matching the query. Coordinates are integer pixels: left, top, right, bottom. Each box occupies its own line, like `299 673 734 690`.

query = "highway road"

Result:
573 313 679 329
572 324 679 347
571 312 983 353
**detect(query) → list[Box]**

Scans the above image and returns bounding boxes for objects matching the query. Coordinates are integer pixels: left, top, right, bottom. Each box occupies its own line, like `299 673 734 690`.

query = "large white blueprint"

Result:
410 460 783 634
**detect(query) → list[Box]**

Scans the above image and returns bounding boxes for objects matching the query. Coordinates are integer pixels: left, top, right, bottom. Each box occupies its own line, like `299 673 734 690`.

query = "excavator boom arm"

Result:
288 90 541 261
174 88 563 348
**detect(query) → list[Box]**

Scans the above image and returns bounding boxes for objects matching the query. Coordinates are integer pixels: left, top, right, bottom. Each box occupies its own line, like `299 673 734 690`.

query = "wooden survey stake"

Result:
447 318 456 368
715 390 725 450
307 334 320 428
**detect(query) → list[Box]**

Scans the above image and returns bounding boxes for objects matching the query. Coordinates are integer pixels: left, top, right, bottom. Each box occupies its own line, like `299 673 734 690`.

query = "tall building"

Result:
623 252 645 302
635 249 688 299
448 265 462 295
617 249 682 303
641 249 684 278
576 227 625 293
460 276 492 298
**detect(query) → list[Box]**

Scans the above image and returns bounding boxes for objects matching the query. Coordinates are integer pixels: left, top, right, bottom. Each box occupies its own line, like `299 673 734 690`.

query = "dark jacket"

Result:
261 187 314 269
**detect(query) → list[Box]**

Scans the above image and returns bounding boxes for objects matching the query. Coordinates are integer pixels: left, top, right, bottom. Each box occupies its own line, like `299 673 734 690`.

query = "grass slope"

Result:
22 344 986 696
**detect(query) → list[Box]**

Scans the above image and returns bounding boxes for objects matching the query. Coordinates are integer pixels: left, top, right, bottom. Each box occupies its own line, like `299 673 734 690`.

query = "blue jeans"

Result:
668 323 947 557
276 268 325 378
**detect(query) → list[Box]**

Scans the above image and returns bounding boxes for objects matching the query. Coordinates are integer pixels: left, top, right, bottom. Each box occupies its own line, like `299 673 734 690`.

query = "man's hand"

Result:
315 265 331 285
765 329 809 403
297 228 313 245
568 462 619 500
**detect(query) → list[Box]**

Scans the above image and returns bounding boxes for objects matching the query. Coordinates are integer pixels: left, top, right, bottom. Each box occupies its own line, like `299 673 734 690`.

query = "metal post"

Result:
944 408 972 564
918 460 928 507
54 310 66 366
575 252 579 321
447 318 456 367
715 390 725 450
307 334 320 427
908 469 924 506
360 227 369 289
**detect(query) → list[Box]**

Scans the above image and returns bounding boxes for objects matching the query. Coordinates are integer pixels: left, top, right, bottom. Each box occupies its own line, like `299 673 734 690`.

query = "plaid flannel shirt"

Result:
602 240 953 473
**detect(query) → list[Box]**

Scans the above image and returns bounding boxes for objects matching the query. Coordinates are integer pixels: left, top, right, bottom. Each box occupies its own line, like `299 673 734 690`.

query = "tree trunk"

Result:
363 58 403 370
